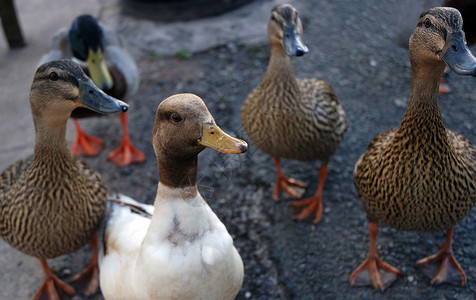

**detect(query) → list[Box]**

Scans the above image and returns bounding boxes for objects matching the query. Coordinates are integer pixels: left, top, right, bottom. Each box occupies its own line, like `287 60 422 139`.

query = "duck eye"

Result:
424 18 431 28
171 113 182 123
49 72 59 81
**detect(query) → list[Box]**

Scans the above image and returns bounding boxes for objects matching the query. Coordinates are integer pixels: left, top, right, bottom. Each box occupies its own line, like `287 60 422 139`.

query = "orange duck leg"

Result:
33 259 75 300
290 164 328 224
272 157 307 202
107 112 145 167
71 119 104 157
350 222 402 291
71 233 101 296
416 227 466 286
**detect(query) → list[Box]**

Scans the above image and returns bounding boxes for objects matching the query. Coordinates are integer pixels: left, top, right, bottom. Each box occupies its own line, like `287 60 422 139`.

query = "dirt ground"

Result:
1 0 476 299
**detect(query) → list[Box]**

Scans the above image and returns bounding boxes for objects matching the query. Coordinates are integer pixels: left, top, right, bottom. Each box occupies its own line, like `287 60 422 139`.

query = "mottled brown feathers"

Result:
354 7 476 233
241 5 347 164
0 152 106 258
0 60 107 259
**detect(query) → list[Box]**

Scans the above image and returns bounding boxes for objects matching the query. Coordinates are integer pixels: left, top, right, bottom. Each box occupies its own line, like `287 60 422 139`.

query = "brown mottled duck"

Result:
0 59 128 299
350 7 476 291
241 4 348 223
40 14 145 167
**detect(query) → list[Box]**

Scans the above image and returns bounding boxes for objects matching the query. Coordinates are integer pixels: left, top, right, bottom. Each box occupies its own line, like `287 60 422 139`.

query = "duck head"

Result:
410 7 476 76
153 94 247 187
69 15 114 90
268 4 308 57
30 59 128 128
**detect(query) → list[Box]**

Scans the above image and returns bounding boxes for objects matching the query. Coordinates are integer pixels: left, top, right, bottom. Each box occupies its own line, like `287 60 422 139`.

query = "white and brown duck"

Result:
99 94 246 300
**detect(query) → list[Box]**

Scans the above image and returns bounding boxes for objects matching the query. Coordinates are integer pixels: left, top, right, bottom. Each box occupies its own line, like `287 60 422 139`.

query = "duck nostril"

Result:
89 90 94 94
451 45 458 51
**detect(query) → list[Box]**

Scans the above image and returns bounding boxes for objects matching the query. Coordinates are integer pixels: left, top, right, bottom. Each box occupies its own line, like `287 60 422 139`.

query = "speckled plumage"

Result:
241 4 347 222
0 59 127 298
0 152 106 258
351 7 476 290
241 6 347 164
354 7 476 233
242 75 347 163
354 112 476 232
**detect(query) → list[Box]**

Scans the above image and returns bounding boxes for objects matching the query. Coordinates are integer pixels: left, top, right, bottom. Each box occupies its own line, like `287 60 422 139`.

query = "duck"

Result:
240 4 348 224
99 93 247 300
39 14 145 167
0 59 128 299
350 7 476 291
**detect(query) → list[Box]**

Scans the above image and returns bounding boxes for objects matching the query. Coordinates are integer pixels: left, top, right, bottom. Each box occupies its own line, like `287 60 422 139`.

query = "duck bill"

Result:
283 24 308 57
87 48 114 90
440 31 476 76
77 79 128 114
198 122 248 154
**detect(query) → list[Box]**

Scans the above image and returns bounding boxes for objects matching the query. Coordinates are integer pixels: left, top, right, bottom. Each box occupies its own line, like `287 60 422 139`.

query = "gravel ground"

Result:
2 0 476 299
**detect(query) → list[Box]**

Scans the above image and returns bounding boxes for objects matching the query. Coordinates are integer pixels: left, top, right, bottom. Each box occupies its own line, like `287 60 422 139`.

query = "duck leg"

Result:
439 67 451 94
272 157 307 201
350 222 402 291
416 226 466 286
33 259 75 300
290 164 327 223
108 112 145 167
71 119 104 157
71 233 100 296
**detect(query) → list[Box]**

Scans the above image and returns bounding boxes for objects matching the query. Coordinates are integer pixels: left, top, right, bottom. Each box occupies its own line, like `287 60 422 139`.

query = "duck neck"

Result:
263 46 298 87
155 182 199 207
142 182 208 249
157 150 199 188
33 118 72 164
397 62 450 147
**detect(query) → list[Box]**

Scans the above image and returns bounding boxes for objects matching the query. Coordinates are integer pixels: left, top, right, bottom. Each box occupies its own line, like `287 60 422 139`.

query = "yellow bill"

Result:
87 48 113 90
199 122 248 154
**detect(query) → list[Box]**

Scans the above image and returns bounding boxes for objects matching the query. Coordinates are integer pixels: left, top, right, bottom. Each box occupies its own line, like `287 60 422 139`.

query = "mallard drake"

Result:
0 59 128 299
240 4 348 223
99 93 246 300
39 14 145 167
350 7 476 291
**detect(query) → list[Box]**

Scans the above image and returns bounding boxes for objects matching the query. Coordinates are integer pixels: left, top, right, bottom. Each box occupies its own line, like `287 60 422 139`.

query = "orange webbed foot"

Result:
72 119 103 157
34 259 75 300
416 227 466 286
350 222 402 291
272 176 307 201
439 77 450 94
71 234 101 296
108 140 145 167
291 194 323 223
350 253 402 291
290 165 328 223
71 261 100 296
108 112 146 167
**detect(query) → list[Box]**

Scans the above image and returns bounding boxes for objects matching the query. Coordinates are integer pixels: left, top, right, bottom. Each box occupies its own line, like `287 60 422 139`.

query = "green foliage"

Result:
246 45 261 52
147 53 161 62
175 49 193 60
